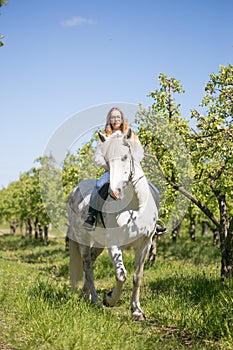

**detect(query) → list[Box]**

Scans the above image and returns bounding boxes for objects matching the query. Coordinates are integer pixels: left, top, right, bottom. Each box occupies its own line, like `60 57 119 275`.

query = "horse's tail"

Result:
69 239 83 290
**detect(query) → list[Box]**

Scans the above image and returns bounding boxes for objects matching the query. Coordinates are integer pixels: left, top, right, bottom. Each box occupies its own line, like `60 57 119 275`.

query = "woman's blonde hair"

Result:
105 107 130 136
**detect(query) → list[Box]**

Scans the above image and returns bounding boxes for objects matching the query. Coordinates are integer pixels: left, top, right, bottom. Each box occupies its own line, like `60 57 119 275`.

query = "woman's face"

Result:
109 109 123 130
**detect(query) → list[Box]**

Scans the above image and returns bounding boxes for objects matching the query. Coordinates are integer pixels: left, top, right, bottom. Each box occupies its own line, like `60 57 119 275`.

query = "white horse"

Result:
67 129 159 320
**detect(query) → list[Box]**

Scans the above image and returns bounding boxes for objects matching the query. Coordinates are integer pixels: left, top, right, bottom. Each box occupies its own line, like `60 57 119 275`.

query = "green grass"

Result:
0 231 233 349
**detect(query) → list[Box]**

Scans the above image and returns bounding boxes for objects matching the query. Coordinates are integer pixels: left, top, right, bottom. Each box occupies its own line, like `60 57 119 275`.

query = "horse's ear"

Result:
126 128 132 139
98 132 107 142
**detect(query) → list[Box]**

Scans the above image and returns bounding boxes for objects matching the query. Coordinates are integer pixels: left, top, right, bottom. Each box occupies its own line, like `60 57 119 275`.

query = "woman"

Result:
82 107 166 234
95 107 140 188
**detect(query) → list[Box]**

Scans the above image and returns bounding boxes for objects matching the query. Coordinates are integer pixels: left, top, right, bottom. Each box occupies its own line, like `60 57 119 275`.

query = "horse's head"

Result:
98 129 133 200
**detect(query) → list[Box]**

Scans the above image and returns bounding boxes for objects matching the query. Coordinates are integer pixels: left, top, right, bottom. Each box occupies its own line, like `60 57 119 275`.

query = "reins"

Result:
127 144 135 182
127 143 145 187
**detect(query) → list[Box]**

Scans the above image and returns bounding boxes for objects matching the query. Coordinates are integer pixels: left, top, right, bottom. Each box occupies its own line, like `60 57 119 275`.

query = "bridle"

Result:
108 137 145 200
124 143 145 188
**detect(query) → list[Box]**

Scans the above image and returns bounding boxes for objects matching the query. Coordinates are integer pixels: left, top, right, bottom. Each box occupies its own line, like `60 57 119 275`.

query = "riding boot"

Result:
82 189 98 231
82 207 97 230
156 224 167 235
82 182 109 231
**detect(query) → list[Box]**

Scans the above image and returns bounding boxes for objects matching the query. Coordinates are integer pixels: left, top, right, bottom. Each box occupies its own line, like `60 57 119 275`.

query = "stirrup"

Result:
156 220 167 235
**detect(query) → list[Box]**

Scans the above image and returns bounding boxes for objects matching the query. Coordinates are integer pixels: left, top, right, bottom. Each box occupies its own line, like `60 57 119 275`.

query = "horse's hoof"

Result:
132 312 146 321
82 291 91 302
92 300 103 309
103 291 113 307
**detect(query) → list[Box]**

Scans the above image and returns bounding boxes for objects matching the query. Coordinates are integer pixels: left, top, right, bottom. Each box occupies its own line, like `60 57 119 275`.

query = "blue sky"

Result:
1 0 232 188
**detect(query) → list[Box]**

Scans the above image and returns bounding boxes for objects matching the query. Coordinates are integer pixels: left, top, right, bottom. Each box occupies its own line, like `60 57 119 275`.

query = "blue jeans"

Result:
96 171 110 191
88 171 110 215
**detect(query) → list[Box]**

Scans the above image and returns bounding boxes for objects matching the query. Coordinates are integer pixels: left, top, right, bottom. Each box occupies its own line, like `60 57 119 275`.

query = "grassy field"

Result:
0 229 233 350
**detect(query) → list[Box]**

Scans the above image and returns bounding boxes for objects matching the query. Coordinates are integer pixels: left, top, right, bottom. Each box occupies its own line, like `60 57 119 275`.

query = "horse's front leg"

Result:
131 240 151 321
79 244 100 304
104 245 127 307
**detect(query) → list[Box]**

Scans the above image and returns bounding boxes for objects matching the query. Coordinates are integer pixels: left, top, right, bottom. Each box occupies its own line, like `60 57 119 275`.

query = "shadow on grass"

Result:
0 234 69 266
0 233 57 250
21 248 69 263
155 236 220 265
149 273 232 303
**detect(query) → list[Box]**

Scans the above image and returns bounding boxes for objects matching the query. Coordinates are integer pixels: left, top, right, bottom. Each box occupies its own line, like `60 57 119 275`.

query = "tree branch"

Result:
229 217 233 234
145 152 220 229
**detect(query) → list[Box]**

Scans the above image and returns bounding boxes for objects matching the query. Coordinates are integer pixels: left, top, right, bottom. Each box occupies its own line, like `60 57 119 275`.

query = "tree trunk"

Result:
172 219 181 242
189 210 196 241
201 220 209 237
213 229 220 246
38 224 43 240
10 220 16 235
44 225 49 245
26 219 32 238
19 220 23 235
168 78 173 121
201 219 219 245
217 193 233 279
34 217 38 239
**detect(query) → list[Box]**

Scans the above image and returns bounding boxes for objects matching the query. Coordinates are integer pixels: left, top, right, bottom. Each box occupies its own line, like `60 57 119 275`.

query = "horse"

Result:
67 129 159 320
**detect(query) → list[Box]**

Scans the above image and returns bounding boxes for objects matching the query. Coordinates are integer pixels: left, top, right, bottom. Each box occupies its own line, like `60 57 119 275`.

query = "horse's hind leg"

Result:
104 245 126 307
82 247 104 301
91 246 104 265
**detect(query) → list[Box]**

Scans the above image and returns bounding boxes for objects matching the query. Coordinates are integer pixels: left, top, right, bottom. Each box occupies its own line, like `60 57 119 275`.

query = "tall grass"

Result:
0 232 232 349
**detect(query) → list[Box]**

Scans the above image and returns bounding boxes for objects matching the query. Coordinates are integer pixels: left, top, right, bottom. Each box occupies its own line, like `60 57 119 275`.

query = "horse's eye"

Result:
122 155 128 161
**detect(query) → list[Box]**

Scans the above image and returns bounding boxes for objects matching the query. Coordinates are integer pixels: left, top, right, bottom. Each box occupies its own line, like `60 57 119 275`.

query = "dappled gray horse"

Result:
67 130 159 320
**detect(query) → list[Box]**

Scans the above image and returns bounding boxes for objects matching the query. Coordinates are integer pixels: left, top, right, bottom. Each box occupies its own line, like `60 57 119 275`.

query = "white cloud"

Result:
61 16 95 27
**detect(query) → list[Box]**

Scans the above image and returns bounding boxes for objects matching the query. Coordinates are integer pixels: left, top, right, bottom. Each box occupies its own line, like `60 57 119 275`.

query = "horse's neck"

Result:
111 176 157 237
132 174 154 214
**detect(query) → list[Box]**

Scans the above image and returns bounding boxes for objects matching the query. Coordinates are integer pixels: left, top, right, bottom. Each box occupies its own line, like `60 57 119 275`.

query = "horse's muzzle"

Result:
109 189 119 200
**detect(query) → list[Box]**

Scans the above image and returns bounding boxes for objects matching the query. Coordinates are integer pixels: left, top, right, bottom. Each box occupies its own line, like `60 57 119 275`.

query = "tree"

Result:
37 156 67 234
62 135 101 199
0 165 51 237
135 74 193 232
136 66 233 279
190 64 233 278
0 181 22 224
0 139 99 237
0 0 8 47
